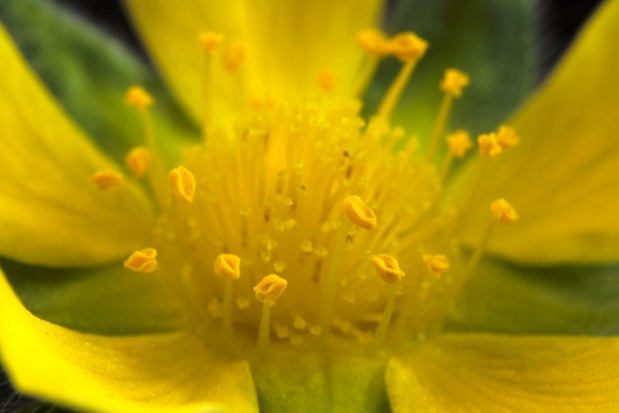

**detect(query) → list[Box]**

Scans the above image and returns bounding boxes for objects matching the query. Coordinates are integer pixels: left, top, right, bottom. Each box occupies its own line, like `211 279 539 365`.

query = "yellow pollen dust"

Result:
125 86 154 111
356 28 388 56
124 248 158 273
446 130 473 158
125 146 151 179
477 133 503 157
254 274 288 305
423 254 449 276
91 170 123 191
214 254 241 280
496 125 520 149
386 32 429 62
372 254 405 284
491 198 519 223
440 68 470 98
200 31 223 51
344 195 377 230
168 166 196 205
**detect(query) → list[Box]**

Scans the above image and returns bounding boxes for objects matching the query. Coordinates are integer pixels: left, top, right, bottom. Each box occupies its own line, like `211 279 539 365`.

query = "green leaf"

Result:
1 259 185 335
446 256 619 335
368 0 535 142
0 0 199 165
253 352 390 413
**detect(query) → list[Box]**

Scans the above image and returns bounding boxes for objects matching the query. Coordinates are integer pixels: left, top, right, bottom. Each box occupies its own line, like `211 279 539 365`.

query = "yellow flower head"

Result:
2 0 619 412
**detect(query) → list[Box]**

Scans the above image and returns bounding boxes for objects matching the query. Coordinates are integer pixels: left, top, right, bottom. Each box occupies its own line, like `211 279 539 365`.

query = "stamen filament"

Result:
456 156 489 228
374 283 398 345
254 274 287 354
446 199 517 305
354 28 388 97
353 56 381 98
438 152 455 183
202 53 213 138
464 220 494 274
257 302 271 356
200 32 223 138
222 278 234 338
426 94 453 160
376 59 417 120
318 218 350 336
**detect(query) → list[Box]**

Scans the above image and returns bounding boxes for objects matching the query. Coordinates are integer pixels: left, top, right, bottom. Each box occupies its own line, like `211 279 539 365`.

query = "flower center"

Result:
97 29 519 359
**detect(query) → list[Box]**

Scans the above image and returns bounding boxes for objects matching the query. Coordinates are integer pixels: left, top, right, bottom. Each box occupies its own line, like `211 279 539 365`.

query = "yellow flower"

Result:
1 1 619 412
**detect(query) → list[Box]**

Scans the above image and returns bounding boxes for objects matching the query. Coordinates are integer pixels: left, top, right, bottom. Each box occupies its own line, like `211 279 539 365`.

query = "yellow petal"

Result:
0 269 258 413
386 333 619 412
125 0 382 123
455 0 619 264
0 24 154 267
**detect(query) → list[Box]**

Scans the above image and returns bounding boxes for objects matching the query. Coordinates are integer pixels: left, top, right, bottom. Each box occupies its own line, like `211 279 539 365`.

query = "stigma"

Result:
105 28 521 358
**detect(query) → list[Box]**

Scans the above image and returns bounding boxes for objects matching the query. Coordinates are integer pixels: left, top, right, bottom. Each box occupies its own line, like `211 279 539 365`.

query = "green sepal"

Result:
253 351 391 413
368 0 535 142
0 0 199 165
1 258 185 336
446 256 619 336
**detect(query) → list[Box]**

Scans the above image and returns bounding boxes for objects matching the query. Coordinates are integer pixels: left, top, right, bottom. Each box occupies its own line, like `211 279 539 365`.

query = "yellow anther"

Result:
91 170 123 191
446 130 473 158
125 86 154 111
124 248 158 273
317 67 336 93
491 198 519 223
200 31 223 51
385 32 428 62
423 254 449 276
344 195 377 230
440 68 470 98
496 125 520 149
125 146 151 179
224 40 244 72
356 28 388 56
372 254 405 284
213 254 241 280
168 166 196 205
254 274 288 305
477 133 503 157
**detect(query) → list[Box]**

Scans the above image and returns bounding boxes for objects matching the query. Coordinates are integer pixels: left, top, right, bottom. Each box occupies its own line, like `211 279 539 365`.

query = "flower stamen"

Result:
496 124 520 149
125 146 151 179
462 198 518 283
319 196 377 336
353 28 388 97
199 31 223 135
91 170 123 191
125 86 167 208
223 40 244 73
372 254 404 345
376 32 428 120
426 68 470 161
317 67 336 94
254 274 288 354
439 130 472 182
124 248 158 273
168 166 196 205
423 254 450 278
214 254 242 338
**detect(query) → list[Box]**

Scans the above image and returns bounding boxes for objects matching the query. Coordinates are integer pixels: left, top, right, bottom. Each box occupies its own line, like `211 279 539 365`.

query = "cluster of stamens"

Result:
92 28 519 357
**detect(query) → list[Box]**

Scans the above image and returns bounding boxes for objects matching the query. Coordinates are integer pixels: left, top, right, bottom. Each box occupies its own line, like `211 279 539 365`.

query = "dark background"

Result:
0 0 606 411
